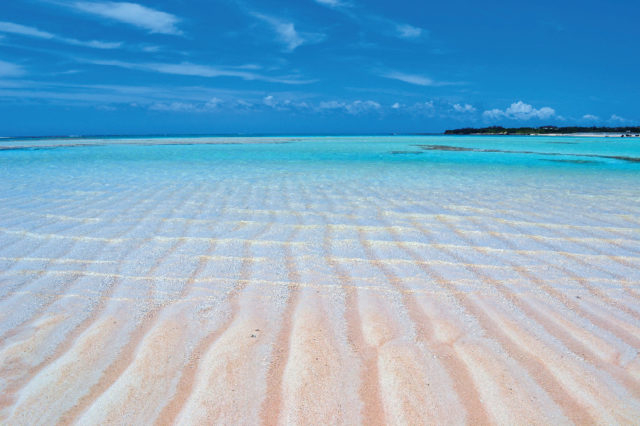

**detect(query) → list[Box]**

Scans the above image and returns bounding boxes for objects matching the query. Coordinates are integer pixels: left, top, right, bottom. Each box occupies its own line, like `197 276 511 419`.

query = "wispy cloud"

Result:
85 59 315 84
252 13 303 51
262 95 310 111
149 101 198 112
66 39 122 49
0 21 122 49
148 97 380 115
312 0 426 42
0 21 54 39
396 24 423 39
391 99 482 120
313 0 348 8
318 99 381 114
381 71 458 87
383 71 434 86
150 95 311 114
250 12 323 52
452 103 476 113
0 79 269 107
582 114 599 121
71 1 182 35
410 100 436 116
0 78 492 121
483 101 556 120
610 114 629 123
0 60 25 77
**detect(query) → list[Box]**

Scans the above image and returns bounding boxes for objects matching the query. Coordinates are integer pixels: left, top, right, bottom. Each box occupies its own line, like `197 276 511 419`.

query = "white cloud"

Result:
401 100 480 118
381 71 457 87
141 45 161 52
312 1 427 43
148 98 271 113
72 2 182 35
318 99 381 114
273 21 304 51
263 95 277 107
483 101 555 120
314 0 345 7
0 80 263 108
318 100 342 109
410 100 436 116
234 99 255 109
261 95 310 111
205 97 223 109
396 24 423 39
251 13 322 52
0 78 484 120
383 71 434 86
0 60 24 77
147 96 314 114
453 103 476 113
65 38 122 49
582 114 599 121
0 21 54 39
610 114 628 123
149 101 197 112
0 20 122 49
151 97 225 113
86 59 315 84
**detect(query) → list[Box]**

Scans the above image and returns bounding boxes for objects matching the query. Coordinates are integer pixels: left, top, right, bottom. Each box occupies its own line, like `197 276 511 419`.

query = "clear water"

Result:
1 136 640 423
1 135 639 259
1 135 638 207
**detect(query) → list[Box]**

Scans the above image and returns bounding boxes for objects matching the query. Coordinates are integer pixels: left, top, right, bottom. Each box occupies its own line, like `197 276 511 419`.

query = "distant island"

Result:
444 126 640 136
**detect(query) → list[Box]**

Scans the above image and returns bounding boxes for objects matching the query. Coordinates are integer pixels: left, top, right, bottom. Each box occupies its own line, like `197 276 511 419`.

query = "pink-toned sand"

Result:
1 166 639 425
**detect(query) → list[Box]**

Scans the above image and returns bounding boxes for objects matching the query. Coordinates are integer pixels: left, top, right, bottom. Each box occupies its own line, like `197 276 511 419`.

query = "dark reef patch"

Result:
414 144 640 164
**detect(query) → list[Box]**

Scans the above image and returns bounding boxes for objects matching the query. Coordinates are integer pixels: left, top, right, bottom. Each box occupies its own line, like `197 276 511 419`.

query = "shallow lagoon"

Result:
0 136 639 424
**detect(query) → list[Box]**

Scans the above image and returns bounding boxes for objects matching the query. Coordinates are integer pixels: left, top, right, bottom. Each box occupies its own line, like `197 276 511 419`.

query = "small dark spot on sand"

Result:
250 334 256 338
576 295 581 299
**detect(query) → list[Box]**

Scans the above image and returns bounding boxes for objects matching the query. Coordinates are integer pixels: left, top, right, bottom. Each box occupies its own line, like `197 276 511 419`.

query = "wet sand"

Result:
1 140 639 424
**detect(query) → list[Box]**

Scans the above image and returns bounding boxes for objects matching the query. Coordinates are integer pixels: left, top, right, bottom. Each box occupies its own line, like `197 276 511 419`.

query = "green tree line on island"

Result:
444 126 640 135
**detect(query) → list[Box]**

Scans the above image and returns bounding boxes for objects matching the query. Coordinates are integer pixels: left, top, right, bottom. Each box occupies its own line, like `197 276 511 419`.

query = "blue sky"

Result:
0 0 638 136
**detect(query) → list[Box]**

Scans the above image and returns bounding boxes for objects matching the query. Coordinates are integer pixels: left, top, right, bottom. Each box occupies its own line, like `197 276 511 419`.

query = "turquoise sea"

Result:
1 135 639 423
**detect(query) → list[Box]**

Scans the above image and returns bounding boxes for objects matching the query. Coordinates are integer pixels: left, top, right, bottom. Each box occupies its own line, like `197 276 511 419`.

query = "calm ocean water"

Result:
1 135 638 209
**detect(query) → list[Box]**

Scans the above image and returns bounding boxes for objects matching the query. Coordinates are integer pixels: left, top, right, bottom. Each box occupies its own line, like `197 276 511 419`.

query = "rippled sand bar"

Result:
1 136 639 424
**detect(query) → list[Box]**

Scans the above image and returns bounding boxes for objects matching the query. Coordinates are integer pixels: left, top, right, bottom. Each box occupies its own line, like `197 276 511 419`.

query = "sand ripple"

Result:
1 162 639 425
